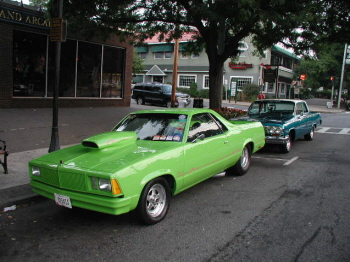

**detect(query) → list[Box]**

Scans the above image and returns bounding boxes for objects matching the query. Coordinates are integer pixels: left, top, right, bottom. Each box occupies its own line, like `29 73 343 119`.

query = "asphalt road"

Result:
0 108 349 261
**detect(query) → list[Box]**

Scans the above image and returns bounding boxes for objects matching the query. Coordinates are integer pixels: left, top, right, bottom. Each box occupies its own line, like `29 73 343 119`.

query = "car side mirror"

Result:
192 133 205 143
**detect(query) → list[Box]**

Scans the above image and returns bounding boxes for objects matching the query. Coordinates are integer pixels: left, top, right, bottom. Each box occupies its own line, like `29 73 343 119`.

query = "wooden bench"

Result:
0 140 9 174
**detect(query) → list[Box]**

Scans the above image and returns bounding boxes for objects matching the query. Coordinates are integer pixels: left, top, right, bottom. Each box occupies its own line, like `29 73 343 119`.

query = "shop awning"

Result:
151 45 174 52
135 46 149 53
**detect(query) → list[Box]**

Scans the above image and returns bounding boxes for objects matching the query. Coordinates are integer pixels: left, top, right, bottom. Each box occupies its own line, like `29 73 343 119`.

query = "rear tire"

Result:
226 145 251 176
136 177 170 225
304 126 315 141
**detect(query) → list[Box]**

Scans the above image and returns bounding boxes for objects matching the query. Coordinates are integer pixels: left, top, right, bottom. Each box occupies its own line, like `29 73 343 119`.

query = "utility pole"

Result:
171 37 179 107
338 44 348 109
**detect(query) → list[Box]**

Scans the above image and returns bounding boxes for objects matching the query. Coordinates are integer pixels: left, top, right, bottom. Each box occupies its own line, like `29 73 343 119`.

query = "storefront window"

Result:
102 46 124 98
48 39 77 97
76 42 102 97
13 30 47 97
13 31 126 99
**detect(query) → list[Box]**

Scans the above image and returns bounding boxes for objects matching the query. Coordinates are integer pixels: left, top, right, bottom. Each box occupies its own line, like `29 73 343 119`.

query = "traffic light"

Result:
330 76 335 81
300 74 307 81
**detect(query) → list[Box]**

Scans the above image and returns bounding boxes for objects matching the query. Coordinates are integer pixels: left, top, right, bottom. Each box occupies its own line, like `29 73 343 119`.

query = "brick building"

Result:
0 0 133 108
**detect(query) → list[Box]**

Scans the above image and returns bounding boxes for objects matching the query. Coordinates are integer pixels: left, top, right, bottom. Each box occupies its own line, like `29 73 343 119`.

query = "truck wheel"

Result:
280 135 292 153
165 100 171 108
304 126 315 141
136 177 170 225
136 96 145 105
226 145 251 176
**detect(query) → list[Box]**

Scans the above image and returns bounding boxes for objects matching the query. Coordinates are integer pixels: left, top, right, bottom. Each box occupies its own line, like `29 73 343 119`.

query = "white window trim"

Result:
178 74 197 88
203 75 209 89
230 76 254 91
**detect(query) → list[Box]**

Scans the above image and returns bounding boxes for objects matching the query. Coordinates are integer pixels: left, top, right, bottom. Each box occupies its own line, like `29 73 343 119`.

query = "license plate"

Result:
54 193 72 209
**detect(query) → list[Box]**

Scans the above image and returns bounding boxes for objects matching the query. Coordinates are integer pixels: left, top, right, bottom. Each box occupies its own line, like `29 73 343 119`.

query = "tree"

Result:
51 0 350 109
294 43 349 95
132 51 144 75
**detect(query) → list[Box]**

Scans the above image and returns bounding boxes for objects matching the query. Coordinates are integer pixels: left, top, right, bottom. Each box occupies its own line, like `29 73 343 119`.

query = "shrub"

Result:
213 107 247 120
189 82 199 97
198 89 209 98
242 83 260 101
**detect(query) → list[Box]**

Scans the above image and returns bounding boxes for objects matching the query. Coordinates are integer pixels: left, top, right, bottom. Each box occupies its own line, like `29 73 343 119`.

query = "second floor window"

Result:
154 52 163 59
164 52 172 59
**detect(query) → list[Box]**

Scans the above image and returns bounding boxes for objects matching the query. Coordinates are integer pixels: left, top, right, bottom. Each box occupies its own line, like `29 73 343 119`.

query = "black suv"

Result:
132 82 191 108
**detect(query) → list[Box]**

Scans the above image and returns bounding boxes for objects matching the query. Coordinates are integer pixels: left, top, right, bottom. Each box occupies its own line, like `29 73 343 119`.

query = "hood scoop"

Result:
82 131 137 149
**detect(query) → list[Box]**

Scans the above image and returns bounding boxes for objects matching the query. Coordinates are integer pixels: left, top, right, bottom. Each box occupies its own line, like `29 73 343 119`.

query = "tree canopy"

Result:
47 0 350 108
294 43 349 97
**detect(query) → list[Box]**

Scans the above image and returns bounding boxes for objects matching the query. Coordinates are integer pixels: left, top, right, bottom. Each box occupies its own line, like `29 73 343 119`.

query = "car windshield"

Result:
114 113 187 142
248 101 295 117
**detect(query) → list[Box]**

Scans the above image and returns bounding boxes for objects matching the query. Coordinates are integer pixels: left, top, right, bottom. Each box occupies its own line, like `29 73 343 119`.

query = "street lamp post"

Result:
49 0 63 152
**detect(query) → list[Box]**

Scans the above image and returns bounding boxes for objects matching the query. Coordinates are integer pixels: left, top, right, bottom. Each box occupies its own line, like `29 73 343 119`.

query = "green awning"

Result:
179 43 188 51
136 46 149 53
151 45 174 52
179 43 203 52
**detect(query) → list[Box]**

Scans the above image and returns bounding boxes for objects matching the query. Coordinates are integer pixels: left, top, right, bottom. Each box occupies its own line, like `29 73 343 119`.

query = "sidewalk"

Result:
0 99 345 209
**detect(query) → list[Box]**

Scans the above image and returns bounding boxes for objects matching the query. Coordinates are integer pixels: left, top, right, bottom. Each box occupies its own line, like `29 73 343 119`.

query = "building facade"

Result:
134 34 299 99
0 0 133 108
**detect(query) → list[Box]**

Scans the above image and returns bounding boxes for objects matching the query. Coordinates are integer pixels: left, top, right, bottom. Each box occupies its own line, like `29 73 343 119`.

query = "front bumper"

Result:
30 180 138 216
177 97 191 107
265 135 290 145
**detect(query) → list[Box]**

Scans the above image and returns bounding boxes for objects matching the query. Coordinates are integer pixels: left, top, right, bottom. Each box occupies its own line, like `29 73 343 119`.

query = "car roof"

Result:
134 82 171 87
130 108 215 115
254 99 305 104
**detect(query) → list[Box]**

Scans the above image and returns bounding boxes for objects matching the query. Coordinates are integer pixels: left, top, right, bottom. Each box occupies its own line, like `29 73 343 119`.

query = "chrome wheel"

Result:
304 126 314 141
280 135 292 153
146 183 167 218
136 96 144 105
137 177 170 225
225 145 251 176
240 146 250 170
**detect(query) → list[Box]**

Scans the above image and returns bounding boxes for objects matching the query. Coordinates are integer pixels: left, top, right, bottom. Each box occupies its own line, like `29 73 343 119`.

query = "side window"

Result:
134 85 142 91
144 85 151 92
151 86 161 93
302 103 309 112
210 114 228 132
296 103 303 115
187 113 223 142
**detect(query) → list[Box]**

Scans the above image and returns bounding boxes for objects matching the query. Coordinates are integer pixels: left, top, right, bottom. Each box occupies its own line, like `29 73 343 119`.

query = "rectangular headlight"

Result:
99 178 112 191
32 166 41 176
91 177 122 195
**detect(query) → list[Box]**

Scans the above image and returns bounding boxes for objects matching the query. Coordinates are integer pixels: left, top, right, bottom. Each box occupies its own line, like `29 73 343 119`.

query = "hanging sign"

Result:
50 18 67 42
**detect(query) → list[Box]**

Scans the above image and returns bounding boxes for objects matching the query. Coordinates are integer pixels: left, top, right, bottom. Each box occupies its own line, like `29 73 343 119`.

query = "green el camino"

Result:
29 108 265 224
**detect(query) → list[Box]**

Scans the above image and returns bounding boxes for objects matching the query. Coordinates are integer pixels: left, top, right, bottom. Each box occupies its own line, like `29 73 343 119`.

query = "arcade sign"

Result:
0 5 50 29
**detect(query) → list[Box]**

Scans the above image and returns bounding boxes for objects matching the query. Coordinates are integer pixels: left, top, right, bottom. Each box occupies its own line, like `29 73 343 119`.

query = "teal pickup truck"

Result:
247 99 322 153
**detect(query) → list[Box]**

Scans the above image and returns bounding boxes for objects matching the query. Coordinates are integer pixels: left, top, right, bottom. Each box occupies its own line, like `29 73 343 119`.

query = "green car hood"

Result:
33 131 180 174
